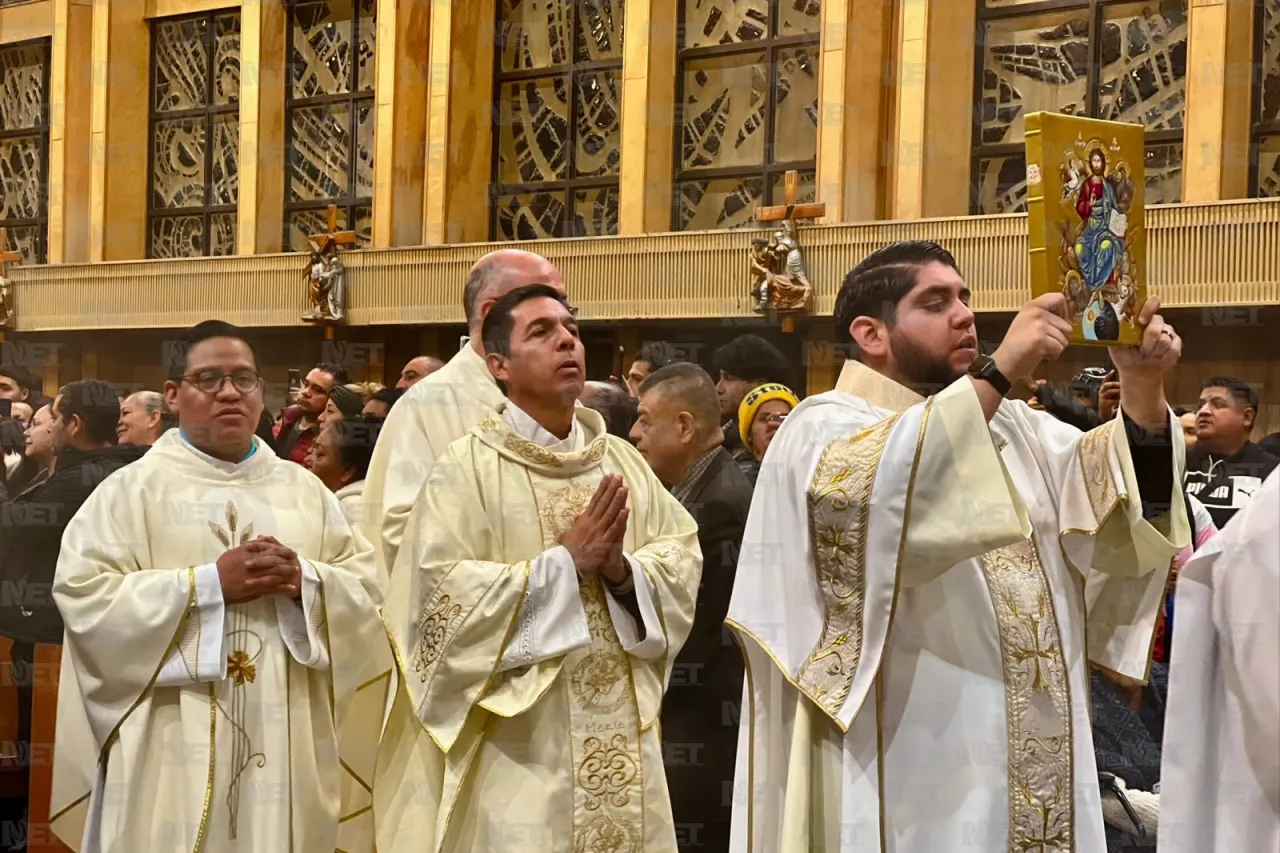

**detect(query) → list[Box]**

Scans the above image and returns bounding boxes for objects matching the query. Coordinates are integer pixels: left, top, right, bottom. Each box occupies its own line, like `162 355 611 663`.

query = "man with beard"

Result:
727 241 1190 852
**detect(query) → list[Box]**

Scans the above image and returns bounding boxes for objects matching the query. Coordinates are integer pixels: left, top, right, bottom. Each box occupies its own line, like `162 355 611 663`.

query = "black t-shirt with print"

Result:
1184 442 1279 529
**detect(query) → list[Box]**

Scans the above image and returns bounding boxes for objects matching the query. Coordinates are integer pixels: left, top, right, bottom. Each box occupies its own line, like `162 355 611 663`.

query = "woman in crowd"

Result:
736 383 799 483
309 415 379 527
318 383 366 431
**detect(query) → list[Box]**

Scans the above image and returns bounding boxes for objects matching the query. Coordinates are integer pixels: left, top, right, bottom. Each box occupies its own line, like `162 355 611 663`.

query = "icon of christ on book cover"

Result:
1025 113 1146 346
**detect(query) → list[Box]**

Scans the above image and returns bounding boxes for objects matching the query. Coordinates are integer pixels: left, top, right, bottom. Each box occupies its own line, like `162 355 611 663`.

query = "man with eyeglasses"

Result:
48 320 391 853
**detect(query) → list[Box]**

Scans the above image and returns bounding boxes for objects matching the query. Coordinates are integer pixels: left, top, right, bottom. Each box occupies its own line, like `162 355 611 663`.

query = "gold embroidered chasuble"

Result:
48 431 392 853
726 361 1190 853
374 404 701 853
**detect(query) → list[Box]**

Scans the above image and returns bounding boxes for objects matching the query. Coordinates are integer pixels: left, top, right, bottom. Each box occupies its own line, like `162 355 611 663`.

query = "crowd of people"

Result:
0 243 1273 853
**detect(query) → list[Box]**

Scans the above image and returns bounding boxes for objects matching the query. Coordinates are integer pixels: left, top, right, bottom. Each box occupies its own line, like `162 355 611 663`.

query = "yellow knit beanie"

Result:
738 383 799 448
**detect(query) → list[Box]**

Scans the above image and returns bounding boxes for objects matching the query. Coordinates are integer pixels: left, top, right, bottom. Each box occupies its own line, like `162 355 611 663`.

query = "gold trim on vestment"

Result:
534 480 646 853
340 758 373 794
1078 420 1120 525
47 792 90 825
338 804 372 824
979 539 1075 853
193 681 218 853
799 415 901 716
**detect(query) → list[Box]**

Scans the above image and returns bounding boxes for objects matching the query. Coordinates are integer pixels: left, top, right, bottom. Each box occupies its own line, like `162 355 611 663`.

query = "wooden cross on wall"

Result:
308 204 356 254
0 228 21 277
755 170 826 226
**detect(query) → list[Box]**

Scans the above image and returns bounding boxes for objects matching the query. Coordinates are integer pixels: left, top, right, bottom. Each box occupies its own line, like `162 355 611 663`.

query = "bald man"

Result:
395 356 445 389
363 249 564 575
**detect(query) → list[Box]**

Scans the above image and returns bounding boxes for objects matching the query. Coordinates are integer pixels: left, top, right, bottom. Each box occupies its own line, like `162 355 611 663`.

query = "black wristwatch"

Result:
967 354 1011 397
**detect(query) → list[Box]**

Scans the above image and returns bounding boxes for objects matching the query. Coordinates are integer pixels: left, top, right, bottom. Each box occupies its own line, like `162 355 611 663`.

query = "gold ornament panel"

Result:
1144 141 1182 205
683 0 769 48
3 225 40 266
574 70 622 178
0 42 47 132
497 77 570 185
778 0 822 38
1262 0 1280 124
680 52 768 172
290 0 376 98
499 0 570 71
1095 2 1187 132
152 117 207 210
154 17 209 112
577 0 624 63
772 46 820 165
675 176 765 230
1257 134 1280 199
150 214 237 259
495 190 566 240
0 135 43 221
572 186 620 237
289 104 352 203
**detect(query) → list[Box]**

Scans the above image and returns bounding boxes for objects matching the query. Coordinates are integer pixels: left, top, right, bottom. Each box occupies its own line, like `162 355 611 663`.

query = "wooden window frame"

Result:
970 0 1186 214
283 0 376 252
488 3 624 240
0 37 51 264
671 0 819 230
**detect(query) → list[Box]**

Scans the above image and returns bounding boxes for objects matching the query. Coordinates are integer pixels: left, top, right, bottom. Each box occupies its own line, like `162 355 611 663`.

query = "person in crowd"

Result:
1071 365 1108 411
395 355 444 389
274 361 348 465
0 381 147 786
6 403 55 497
729 240 1187 852
1174 406 1198 453
310 415 380 529
361 386 403 419
624 340 685 397
736 382 799 479
318 383 365 431
1159 469 1279 853
711 334 790 477
375 284 700 853
1183 376 1279 528
630 362 752 852
363 248 563 577
48 320 390 853
10 400 31 427
0 364 42 405
116 390 176 446
579 379 638 439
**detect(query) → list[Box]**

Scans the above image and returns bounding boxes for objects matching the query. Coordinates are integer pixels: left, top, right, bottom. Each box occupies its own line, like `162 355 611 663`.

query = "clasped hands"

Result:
216 535 303 604
561 474 631 586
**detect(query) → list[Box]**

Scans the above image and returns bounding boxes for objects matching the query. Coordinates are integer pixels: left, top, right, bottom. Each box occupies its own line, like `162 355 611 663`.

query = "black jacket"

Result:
0 443 149 645
662 447 753 849
1184 442 1279 529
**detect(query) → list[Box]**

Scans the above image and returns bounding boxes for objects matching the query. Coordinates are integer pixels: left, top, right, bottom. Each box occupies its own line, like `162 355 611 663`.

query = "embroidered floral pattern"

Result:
412 594 465 683
980 539 1074 853
227 649 256 685
1078 419 1120 526
798 415 900 715
578 734 639 810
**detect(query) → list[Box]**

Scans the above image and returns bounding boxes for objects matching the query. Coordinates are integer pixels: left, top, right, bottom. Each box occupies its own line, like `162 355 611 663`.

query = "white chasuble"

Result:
362 340 505 577
1159 469 1279 853
49 431 392 853
374 404 702 853
727 361 1190 853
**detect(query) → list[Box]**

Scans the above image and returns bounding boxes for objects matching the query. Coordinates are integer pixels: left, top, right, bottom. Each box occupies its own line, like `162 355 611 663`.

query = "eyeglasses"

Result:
181 370 262 394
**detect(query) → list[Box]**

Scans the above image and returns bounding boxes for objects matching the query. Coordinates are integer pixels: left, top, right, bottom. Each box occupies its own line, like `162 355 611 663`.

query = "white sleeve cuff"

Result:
274 558 330 670
604 555 667 661
498 546 592 672
157 564 227 687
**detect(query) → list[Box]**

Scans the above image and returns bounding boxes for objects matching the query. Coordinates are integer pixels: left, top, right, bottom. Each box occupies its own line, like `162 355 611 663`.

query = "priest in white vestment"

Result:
1159 468 1279 853
374 284 702 853
362 249 564 575
728 242 1190 853
50 321 392 853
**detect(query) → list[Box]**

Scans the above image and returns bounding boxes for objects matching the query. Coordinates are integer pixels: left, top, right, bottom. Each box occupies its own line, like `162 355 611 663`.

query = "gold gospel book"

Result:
1024 112 1146 347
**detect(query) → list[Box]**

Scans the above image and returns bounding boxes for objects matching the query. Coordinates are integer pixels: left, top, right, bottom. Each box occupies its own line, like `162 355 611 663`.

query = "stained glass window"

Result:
285 0 376 251
491 0 623 240
0 39 50 264
1252 0 1280 197
147 12 241 258
972 0 1188 214
673 0 820 231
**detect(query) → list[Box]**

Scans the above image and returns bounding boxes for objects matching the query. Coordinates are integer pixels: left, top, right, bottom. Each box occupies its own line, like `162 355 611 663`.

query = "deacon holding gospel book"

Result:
728 241 1190 853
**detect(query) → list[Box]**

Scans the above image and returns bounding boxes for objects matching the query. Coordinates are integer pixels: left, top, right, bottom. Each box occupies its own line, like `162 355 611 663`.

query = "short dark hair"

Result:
712 334 790 386
168 320 259 381
833 241 960 344
0 364 41 401
314 362 350 386
370 386 404 410
1202 376 1259 411
580 381 637 440
637 362 721 434
55 379 120 445
1172 406 1190 418
480 283 573 357
330 415 380 482
634 341 684 371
